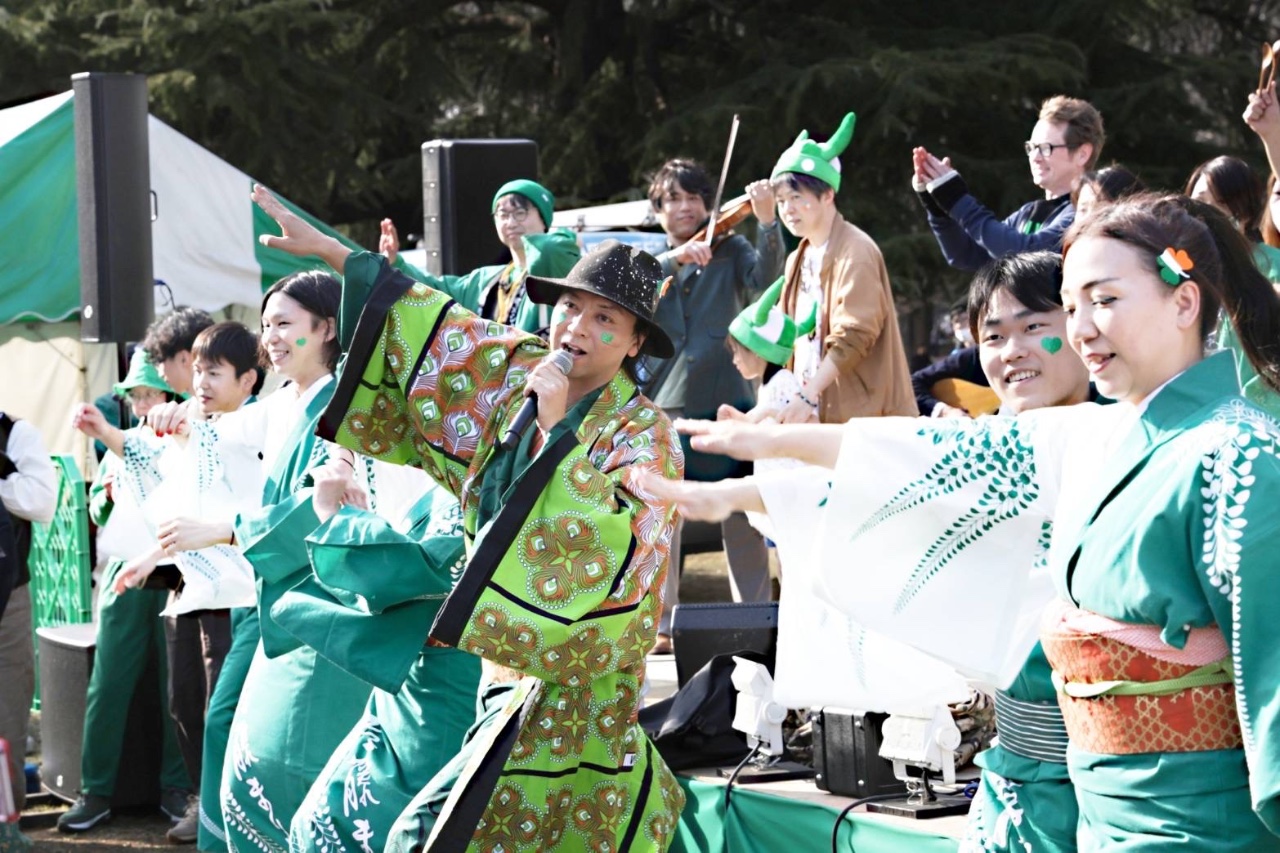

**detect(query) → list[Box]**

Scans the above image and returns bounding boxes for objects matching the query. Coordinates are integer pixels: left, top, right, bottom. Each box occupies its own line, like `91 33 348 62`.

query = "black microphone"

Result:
500 349 574 450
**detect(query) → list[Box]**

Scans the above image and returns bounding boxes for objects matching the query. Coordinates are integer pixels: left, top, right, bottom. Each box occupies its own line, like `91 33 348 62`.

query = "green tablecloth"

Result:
672 776 961 853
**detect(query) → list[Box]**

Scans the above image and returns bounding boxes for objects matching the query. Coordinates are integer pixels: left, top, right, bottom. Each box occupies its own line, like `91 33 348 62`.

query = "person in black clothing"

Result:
911 96 1105 270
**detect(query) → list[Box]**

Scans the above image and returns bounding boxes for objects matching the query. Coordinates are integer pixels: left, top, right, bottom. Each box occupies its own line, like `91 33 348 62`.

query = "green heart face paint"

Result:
601 332 615 344
295 337 307 347
1041 337 1063 355
550 306 569 327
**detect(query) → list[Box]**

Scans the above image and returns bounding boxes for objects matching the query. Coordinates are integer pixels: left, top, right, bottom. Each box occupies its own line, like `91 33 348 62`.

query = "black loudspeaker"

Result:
812 708 905 799
670 601 778 688
420 139 540 276
37 623 164 807
73 71 155 343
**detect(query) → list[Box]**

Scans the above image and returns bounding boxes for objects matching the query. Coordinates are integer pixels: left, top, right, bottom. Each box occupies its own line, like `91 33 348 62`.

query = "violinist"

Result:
643 158 785 654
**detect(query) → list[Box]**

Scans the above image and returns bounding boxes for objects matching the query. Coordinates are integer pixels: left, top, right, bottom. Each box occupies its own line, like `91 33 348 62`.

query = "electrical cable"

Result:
829 793 909 853
722 742 762 853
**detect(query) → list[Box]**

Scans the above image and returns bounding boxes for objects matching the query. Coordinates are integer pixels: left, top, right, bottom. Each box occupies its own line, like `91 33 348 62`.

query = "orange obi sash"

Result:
1039 600 1241 755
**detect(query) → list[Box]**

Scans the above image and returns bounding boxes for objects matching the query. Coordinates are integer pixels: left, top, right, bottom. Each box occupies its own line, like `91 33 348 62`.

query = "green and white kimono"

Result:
317 251 685 852
413 229 580 332
811 352 1280 851
218 378 375 853
277 480 482 853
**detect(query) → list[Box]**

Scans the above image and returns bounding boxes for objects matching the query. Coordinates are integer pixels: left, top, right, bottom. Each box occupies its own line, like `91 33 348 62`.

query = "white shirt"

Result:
792 242 827 385
0 415 57 523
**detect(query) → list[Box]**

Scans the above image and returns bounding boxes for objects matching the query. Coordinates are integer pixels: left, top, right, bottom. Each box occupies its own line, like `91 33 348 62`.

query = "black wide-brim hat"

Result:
525 239 675 358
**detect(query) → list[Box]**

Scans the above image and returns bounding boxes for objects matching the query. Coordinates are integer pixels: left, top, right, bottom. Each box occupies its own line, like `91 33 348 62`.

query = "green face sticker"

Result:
295 337 307 347
1041 336 1063 355
601 332 615 344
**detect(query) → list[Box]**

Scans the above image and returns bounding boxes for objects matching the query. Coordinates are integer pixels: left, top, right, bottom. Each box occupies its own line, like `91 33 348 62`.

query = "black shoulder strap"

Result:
0 413 16 479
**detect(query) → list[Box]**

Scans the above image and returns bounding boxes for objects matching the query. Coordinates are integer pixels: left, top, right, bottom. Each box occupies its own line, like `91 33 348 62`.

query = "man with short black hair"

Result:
912 95 1105 270
0 410 56 813
142 307 216 395
644 158 785 652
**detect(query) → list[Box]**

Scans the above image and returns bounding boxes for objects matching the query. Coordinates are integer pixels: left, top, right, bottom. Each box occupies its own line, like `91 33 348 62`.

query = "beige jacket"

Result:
782 214 916 421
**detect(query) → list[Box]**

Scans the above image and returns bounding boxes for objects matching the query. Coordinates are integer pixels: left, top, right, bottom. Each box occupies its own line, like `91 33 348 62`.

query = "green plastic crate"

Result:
27 454 93 710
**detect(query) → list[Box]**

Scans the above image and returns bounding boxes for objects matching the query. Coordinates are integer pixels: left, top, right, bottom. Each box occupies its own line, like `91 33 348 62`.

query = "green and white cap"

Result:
770 112 857 192
729 277 817 366
113 348 175 397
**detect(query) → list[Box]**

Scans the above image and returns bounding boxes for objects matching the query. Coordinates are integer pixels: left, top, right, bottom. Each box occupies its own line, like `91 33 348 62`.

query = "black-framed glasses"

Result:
493 207 530 223
1024 141 1074 158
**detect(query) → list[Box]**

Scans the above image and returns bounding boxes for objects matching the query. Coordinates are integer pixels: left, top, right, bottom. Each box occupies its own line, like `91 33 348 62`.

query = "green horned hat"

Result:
113 348 175 398
770 112 857 193
729 277 818 366
492 179 555 229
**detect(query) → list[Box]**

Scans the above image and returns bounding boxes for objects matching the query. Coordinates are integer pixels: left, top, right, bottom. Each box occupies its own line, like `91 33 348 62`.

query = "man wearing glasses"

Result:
911 96 1105 270
383 179 580 332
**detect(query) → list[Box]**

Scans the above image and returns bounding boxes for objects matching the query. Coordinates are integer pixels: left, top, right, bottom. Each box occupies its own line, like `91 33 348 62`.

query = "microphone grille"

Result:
550 348 575 374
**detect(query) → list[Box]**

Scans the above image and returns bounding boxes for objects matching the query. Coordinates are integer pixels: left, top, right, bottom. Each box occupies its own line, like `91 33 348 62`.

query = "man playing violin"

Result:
643 158 785 653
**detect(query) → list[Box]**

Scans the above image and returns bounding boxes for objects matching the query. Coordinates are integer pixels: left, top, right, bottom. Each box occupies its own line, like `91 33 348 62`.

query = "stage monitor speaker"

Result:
812 708 905 799
670 601 778 688
420 139 539 276
37 623 164 808
73 71 154 343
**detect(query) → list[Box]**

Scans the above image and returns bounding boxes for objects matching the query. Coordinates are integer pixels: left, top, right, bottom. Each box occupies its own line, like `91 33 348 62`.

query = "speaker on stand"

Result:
72 71 154 345
420 139 540 277
37 623 164 808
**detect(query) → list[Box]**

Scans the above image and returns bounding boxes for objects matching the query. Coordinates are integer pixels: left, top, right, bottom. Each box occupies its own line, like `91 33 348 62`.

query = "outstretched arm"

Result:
673 417 845 468
253 183 352 272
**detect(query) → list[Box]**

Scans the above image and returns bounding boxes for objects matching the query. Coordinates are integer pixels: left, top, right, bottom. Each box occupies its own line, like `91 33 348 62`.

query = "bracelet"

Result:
797 388 819 407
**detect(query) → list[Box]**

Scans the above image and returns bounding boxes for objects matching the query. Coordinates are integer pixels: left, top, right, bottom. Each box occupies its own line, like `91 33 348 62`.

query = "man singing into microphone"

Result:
252 185 685 853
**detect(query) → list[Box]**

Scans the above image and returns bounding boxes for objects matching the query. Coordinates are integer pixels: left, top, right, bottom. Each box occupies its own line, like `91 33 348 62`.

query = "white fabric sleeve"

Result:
0 420 57 523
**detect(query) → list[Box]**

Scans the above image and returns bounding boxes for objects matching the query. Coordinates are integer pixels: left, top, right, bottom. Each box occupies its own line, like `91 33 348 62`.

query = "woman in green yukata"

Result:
642 194 1280 852
276 457 482 853
145 270 375 853
251 181 685 853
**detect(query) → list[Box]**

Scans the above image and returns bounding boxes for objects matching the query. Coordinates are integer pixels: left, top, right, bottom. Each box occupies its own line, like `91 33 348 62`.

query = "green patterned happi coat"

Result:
317 252 686 853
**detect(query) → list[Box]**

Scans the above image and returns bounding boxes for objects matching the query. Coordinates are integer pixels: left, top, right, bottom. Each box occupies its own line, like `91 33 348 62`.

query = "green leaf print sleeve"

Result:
816 405 1111 686
321 251 546 492
432 403 682 687
1192 403 1280 833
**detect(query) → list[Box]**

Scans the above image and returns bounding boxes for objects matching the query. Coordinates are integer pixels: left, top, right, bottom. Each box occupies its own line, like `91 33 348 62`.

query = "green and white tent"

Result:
0 88 371 325
0 89 375 470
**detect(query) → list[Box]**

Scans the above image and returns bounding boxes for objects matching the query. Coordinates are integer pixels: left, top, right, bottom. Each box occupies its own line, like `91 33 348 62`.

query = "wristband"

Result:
797 388 819 407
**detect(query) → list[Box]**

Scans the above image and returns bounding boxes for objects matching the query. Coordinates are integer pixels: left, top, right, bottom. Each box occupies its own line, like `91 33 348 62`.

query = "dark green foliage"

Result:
2 0 1277 316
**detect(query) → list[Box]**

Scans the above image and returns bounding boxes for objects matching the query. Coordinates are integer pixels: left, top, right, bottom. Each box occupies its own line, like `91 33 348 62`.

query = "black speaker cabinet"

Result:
812 708 905 799
73 71 155 343
420 139 539 276
37 622 164 807
671 601 778 688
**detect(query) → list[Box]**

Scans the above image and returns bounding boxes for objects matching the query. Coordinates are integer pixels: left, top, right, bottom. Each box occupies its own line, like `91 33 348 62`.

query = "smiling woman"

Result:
639 193 1280 853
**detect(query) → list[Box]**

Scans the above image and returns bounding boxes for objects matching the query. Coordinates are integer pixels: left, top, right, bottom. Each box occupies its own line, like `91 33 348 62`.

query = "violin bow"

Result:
703 113 741 248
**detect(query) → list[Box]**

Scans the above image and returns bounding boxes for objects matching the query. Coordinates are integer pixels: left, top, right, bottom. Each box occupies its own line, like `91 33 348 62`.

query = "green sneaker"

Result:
56 793 113 832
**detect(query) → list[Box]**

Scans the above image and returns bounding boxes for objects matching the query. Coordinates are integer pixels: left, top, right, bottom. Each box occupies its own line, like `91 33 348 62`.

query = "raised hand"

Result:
745 179 776 226
252 183 352 270
378 218 400 265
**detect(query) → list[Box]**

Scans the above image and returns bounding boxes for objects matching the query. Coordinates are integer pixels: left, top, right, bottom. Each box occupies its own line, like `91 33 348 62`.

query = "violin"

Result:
689 194 754 246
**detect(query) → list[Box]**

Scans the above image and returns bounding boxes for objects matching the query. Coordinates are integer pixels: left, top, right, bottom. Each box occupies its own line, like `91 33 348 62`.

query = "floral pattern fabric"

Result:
322 252 684 853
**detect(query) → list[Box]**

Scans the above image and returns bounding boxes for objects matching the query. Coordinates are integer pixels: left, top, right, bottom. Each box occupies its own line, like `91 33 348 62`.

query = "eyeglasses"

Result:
1024 141 1074 158
493 207 529 224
